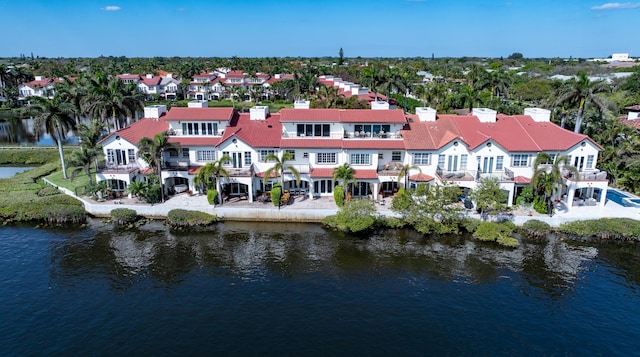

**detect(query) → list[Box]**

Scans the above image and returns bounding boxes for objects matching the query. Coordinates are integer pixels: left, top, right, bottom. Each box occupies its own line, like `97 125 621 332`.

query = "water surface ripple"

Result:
1 221 639 356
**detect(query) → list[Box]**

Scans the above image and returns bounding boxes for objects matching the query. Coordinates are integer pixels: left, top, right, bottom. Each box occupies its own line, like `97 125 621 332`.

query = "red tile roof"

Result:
164 107 234 121
280 138 343 148
409 173 434 182
354 170 378 179
168 137 221 146
141 76 162 86
403 112 600 152
514 176 531 184
219 113 282 148
117 74 141 80
99 118 169 145
188 166 202 175
310 168 334 178
342 139 405 150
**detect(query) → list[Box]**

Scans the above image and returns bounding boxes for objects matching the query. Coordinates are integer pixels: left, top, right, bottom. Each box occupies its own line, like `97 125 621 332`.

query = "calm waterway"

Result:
1 220 639 356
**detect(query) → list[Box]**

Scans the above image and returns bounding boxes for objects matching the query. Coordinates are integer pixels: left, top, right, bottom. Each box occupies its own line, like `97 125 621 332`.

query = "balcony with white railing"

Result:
99 162 139 174
563 169 608 182
476 167 515 182
436 166 476 181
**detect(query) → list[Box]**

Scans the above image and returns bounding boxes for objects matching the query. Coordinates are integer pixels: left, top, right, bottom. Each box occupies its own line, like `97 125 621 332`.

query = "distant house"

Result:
620 105 640 130
116 73 181 100
18 76 62 101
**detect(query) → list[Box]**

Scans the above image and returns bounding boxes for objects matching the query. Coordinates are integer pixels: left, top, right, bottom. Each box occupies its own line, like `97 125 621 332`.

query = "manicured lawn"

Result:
46 166 95 196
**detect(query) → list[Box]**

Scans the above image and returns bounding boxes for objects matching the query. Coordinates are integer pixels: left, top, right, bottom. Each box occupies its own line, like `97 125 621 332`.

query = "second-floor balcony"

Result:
163 159 190 171
436 166 476 181
563 169 608 181
99 162 139 174
476 167 515 182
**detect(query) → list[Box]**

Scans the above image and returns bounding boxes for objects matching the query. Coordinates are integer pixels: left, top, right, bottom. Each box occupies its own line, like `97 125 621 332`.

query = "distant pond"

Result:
0 166 35 178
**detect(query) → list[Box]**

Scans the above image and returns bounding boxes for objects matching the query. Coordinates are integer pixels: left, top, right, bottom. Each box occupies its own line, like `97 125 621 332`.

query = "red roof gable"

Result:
409 173 434 182
219 113 282 148
403 112 600 152
310 168 334 178
99 118 169 145
354 170 378 179
141 76 162 86
164 107 234 121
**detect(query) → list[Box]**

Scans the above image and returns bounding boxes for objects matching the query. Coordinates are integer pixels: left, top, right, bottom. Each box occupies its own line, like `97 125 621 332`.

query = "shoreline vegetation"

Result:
1 148 639 245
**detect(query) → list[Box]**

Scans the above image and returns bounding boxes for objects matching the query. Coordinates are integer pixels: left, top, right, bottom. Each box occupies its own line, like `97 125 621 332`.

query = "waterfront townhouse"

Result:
96 102 607 211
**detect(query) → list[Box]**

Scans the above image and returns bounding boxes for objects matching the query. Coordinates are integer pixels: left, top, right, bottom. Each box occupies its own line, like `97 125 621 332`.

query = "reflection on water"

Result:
50 220 603 297
3 220 640 355
0 117 78 146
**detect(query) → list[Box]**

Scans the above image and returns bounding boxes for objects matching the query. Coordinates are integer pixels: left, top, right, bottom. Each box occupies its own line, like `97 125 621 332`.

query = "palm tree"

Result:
553 72 610 133
68 148 98 185
55 75 87 125
459 85 480 112
193 155 231 205
137 132 181 203
76 119 106 173
332 163 356 197
263 151 300 188
25 96 76 179
532 153 578 215
85 72 145 132
398 164 422 190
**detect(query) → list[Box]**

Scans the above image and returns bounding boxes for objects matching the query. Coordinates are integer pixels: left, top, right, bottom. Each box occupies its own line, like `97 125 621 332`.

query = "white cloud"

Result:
591 2 640 10
102 5 121 11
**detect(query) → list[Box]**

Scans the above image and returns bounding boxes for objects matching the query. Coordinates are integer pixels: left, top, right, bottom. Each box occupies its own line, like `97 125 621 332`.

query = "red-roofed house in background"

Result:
117 73 181 101
96 102 607 212
620 105 640 130
18 76 65 102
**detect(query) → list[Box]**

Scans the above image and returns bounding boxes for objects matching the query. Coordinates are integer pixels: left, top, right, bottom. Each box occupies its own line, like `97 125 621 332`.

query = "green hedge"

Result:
0 148 70 165
519 219 551 239
40 204 87 225
166 209 219 230
110 208 139 226
557 218 640 241
473 221 519 247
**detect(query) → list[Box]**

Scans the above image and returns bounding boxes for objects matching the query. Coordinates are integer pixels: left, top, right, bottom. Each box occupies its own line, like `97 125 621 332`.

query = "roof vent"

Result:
188 100 208 108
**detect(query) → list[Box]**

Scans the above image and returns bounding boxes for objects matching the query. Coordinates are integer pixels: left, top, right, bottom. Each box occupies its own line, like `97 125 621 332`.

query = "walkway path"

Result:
43 178 640 226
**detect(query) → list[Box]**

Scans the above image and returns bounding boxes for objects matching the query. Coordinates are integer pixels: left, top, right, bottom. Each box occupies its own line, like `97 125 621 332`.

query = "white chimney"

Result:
371 101 390 110
144 105 167 119
146 74 154 79
416 107 437 122
35 76 45 81
524 107 551 122
473 108 497 123
188 100 208 108
629 111 640 120
250 106 269 120
294 100 310 109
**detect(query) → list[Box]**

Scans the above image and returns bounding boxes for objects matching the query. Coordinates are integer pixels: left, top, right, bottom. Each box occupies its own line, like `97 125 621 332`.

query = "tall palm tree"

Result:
553 72 610 133
332 163 356 197
55 75 87 125
459 85 480 112
398 164 422 190
193 154 231 205
532 153 578 215
25 96 76 179
85 72 145 132
137 131 181 203
263 152 300 188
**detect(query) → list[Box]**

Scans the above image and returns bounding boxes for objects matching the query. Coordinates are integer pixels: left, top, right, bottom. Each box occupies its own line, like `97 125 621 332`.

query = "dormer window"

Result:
297 124 330 137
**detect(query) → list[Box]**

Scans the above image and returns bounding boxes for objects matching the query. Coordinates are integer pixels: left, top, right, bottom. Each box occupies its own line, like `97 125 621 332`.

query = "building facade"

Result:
97 103 608 210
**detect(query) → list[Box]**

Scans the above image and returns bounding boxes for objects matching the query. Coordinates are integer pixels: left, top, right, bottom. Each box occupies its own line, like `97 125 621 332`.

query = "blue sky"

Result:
2 0 639 58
